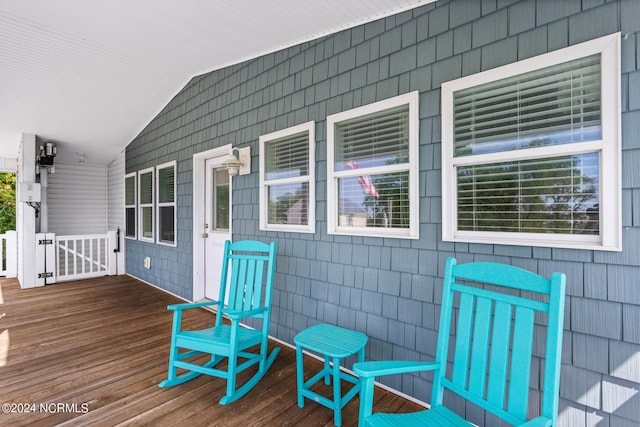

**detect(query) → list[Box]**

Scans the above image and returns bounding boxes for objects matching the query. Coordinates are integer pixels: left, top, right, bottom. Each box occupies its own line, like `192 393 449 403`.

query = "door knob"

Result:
202 233 209 238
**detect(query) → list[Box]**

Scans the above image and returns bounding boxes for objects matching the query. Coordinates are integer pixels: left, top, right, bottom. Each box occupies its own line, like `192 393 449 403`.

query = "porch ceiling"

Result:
0 0 435 165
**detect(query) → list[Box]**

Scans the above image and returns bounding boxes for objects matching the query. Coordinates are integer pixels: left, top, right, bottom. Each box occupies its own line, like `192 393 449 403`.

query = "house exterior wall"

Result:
47 162 108 235
125 1 640 425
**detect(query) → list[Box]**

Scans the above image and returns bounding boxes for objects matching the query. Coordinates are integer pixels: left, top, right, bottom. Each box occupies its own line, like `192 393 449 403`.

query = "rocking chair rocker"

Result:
159 240 280 404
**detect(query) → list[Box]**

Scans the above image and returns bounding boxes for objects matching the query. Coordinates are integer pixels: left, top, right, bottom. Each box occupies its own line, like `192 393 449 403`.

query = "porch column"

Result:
39 167 48 233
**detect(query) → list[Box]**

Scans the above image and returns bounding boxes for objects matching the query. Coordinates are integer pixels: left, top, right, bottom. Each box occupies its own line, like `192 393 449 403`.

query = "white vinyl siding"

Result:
259 121 315 233
441 33 621 251
47 162 108 235
138 167 154 242
156 161 176 246
124 171 136 239
327 91 419 239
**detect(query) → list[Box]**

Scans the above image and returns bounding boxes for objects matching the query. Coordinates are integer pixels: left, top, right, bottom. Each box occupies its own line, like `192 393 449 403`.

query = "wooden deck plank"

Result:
0 276 424 426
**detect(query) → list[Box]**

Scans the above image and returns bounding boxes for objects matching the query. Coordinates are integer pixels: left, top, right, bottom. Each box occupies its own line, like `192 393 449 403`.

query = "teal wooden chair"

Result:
159 240 280 404
354 257 566 427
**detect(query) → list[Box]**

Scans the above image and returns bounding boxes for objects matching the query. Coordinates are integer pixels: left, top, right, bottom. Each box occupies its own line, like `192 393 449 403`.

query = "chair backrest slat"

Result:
251 259 265 310
227 256 240 308
241 260 249 308
468 296 492 397
486 301 512 409
507 305 535 419
452 292 474 388
243 259 256 311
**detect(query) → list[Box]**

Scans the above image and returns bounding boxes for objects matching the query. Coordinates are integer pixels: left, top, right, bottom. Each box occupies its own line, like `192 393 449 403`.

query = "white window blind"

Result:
454 56 601 235
327 91 419 239
265 132 309 179
158 165 174 204
124 173 136 239
457 153 599 234
260 121 315 233
334 105 410 169
138 168 154 242
156 162 176 245
454 55 601 156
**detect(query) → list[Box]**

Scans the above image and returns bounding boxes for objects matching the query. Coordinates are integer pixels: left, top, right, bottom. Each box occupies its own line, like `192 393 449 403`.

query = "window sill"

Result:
444 231 621 252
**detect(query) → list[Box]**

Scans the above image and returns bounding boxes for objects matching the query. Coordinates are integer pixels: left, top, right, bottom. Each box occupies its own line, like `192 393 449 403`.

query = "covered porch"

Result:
0 275 420 426
1 1 639 425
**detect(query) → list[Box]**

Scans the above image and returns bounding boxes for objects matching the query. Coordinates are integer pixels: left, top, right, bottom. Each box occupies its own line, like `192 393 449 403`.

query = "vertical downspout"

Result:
39 167 48 233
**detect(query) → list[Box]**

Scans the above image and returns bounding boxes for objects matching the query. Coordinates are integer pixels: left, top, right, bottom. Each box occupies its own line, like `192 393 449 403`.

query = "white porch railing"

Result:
1 230 17 277
54 231 117 282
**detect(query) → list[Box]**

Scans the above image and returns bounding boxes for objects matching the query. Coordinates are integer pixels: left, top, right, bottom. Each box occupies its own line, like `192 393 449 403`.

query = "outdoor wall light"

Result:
223 146 251 176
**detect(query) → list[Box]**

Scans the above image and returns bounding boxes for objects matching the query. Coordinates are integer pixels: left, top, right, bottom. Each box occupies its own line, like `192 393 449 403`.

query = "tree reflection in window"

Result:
268 182 308 225
458 151 599 234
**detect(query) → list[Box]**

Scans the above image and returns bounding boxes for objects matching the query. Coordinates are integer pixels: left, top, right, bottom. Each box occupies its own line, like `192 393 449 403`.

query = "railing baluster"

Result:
90 238 94 273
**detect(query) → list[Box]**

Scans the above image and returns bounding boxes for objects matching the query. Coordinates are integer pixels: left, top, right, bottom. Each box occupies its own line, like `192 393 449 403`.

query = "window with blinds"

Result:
327 91 419 239
138 168 154 242
453 55 601 157
442 33 621 251
156 161 176 245
259 121 315 233
124 173 136 239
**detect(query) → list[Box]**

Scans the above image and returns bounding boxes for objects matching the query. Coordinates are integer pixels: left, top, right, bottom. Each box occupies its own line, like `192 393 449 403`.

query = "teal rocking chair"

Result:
354 257 566 427
159 240 280 404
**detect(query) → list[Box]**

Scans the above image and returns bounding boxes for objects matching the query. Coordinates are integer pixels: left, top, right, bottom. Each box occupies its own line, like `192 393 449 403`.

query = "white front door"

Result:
192 145 232 303
204 159 231 300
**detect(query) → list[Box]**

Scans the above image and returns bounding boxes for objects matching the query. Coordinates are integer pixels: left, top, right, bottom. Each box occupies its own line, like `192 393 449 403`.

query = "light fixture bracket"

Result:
223 146 251 176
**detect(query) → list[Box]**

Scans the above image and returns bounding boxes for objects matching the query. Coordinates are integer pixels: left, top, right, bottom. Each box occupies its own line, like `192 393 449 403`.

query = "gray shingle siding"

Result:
125 1 640 425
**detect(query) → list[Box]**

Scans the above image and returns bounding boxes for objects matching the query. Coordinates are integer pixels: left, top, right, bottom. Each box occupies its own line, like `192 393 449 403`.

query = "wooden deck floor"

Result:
0 275 422 426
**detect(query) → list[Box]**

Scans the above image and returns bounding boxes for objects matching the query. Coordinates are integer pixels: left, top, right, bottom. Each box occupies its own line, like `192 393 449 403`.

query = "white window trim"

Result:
327 91 420 239
441 33 621 251
156 161 177 247
138 167 155 243
259 121 316 233
124 172 137 240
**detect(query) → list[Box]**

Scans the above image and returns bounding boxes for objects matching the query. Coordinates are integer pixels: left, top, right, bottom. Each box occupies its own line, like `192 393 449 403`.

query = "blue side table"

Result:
295 324 368 426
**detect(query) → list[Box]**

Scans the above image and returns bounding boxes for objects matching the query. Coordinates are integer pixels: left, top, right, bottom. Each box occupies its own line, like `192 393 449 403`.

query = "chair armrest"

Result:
167 300 221 311
221 307 267 320
518 416 553 427
354 360 439 378
355 360 438 425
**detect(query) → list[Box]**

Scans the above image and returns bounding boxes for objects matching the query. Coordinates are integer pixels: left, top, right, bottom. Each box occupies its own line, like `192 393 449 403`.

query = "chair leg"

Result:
324 356 331 385
159 320 190 388
164 339 178 382
296 345 305 408
333 357 342 426
226 353 238 401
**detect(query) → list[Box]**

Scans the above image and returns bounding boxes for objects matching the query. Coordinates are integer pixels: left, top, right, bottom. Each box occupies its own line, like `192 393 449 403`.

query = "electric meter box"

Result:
19 183 41 202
